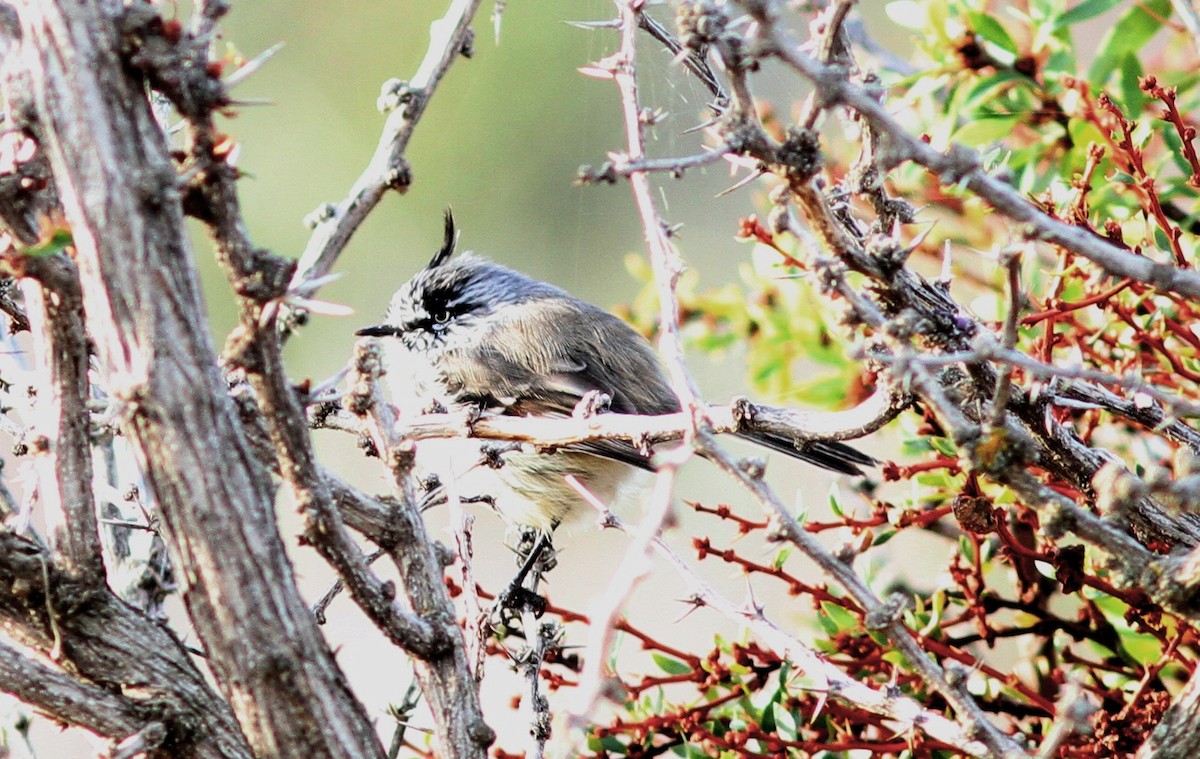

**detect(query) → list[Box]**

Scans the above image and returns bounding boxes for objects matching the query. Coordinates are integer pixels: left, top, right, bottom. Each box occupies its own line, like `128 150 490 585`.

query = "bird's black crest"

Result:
427 209 457 270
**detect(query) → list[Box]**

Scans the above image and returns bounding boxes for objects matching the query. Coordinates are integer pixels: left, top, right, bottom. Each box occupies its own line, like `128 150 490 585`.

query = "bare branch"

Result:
0 532 252 758
988 249 1023 428
183 59 445 658
636 12 727 107
351 341 494 758
0 640 145 742
10 3 385 754
609 0 704 418
378 389 902 453
20 254 103 581
577 143 731 184
287 0 484 318
754 10 1200 300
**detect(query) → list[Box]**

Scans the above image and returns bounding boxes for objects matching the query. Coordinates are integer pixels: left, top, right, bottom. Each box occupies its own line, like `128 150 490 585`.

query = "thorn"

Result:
224 41 285 89
565 18 620 29
291 271 345 296
715 169 763 198
938 239 953 284
578 65 616 81
223 97 275 108
492 0 507 45
308 367 350 401
743 576 765 619
672 593 706 623
681 114 721 135
901 221 936 260
811 690 828 721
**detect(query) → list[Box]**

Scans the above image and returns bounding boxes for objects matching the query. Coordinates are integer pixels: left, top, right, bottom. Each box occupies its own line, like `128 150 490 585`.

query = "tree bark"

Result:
8 2 385 756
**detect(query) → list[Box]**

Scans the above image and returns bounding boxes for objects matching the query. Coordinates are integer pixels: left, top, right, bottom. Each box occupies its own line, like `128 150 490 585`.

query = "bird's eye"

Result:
432 309 451 325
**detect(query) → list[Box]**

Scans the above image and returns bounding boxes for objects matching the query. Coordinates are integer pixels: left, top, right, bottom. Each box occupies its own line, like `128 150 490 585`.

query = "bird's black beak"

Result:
355 324 401 337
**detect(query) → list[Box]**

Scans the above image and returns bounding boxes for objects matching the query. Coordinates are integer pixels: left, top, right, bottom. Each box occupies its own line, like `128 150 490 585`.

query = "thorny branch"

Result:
177 0 445 661
529 0 1200 754
562 1 1023 755
349 341 494 758
5 1 386 755
754 8 1200 300
313 387 905 451
20 255 103 582
285 0 485 329
175 0 492 753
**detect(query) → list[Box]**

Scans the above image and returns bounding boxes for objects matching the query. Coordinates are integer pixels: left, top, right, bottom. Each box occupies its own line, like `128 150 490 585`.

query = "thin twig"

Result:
989 249 1023 428
578 143 731 183
609 0 704 419
637 13 727 107
755 14 1200 300
286 0 485 321
566 444 689 733
311 548 386 624
351 341 494 757
518 559 554 759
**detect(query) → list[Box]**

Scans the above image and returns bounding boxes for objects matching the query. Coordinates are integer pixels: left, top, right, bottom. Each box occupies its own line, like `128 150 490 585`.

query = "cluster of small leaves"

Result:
598 0 1200 756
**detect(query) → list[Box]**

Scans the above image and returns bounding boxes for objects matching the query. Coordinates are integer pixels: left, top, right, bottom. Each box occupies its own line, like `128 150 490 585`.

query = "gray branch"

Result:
287 0 485 322
21 255 104 582
350 341 494 758
10 2 386 755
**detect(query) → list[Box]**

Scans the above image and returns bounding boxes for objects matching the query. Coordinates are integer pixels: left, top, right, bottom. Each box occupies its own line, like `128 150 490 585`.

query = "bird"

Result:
356 211 875 536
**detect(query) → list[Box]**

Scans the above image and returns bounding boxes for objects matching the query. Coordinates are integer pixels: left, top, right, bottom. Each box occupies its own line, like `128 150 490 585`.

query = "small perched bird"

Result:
357 212 875 532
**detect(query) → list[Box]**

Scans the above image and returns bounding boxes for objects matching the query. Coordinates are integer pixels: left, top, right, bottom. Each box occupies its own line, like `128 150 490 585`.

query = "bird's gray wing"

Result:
442 298 876 475
438 299 664 470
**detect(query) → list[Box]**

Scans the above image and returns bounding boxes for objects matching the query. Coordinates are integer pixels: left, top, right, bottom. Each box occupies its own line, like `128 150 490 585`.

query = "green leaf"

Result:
872 529 897 547
590 735 627 754
961 70 1030 111
1153 226 1172 252
1088 0 1171 85
1053 0 1124 30
1043 47 1076 79
820 601 859 633
772 703 799 740
954 115 1022 147
930 437 957 457
828 482 843 518
1118 51 1146 115
652 653 693 676
901 437 934 455
958 535 975 561
773 547 792 570
21 228 73 258
968 12 1019 56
